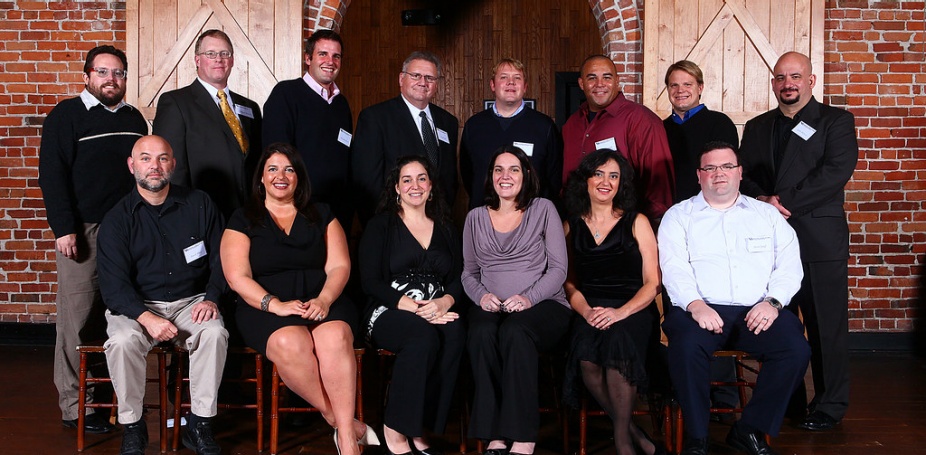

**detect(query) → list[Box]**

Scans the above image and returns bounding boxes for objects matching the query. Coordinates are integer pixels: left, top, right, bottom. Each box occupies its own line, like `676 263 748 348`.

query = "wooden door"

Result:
642 0 824 128
125 0 303 121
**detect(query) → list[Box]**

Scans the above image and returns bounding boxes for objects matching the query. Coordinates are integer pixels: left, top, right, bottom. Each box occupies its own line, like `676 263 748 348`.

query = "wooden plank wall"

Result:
126 0 301 121
338 0 601 129
643 0 824 134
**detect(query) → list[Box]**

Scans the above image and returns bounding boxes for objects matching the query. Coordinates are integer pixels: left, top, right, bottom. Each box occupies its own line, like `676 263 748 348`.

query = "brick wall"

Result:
0 0 922 332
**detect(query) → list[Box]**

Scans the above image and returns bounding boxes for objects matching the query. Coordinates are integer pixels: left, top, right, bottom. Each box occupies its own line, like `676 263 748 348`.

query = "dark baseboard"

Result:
0 322 56 346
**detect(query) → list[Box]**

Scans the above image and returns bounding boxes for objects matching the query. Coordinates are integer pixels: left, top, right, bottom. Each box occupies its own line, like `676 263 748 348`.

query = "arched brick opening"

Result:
303 0 645 97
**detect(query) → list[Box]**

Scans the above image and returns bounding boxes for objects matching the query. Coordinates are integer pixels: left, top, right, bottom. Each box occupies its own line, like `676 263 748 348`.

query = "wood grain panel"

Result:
339 0 600 130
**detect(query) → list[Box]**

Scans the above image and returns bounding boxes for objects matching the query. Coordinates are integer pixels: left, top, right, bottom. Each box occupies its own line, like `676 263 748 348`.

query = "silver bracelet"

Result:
260 294 276 312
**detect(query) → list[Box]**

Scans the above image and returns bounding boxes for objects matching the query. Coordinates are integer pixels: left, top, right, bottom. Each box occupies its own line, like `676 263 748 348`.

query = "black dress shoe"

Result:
120 420 148 455
797 410 839 431
726 423 777 455
483 449 509 455
182 416 221 455
680 438 708 455
62 412 115 434
412 445 444 455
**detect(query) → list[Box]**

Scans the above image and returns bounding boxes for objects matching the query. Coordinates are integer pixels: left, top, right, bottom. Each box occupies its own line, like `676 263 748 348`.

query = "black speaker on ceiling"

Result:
402 9 442 26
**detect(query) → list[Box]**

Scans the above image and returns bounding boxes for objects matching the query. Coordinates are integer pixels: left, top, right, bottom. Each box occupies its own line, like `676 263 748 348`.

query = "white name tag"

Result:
337 128 352 147
792 121 816 140
235 105 254 119
436 128 450 144
595 137 617 151
513 141 534 156
183 240 207 264
746 237 772 253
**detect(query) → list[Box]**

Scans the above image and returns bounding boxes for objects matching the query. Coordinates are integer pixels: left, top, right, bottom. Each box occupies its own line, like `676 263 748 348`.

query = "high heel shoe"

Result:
632 424 666 455
334 422 381 453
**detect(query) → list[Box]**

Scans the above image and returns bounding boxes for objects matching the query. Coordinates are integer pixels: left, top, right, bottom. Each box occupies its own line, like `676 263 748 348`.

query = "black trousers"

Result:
371 307 465 436
663 304 810 438
793 259 850 420
466 300 571 442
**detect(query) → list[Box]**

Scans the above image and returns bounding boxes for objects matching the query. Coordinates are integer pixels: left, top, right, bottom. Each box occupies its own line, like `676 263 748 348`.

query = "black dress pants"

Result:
663 304 810 438
371 307 465 436
466 300 571 442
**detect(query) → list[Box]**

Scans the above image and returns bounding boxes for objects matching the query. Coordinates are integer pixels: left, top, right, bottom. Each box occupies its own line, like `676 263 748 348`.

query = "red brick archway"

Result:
303 0 647 97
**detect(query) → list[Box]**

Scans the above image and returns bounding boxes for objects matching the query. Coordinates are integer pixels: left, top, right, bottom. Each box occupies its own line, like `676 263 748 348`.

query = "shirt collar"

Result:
492 100 525 118
79 89 128 112
400 94 431 119
692 191 747 211
128 185 188 214
196 78 233 107
670 103 706 124
303 72 341 104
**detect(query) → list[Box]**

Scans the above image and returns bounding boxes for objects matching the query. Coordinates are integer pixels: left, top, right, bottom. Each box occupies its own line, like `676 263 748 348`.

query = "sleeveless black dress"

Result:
563 212 658 407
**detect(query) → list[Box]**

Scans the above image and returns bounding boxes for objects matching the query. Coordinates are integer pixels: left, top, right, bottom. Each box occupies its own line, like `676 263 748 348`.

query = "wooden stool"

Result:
269 348 365 455
577 392 674 455
76 344 171 452
171 346 265 451
672 350 767 454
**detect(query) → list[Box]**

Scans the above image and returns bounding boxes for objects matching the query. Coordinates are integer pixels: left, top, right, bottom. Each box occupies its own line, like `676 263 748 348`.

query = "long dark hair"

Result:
244 142 319 226
482 145 540 211
563 149 637 218
376 155 449 223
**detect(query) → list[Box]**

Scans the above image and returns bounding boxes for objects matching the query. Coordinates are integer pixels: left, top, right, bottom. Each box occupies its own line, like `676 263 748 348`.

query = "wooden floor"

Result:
2 345 924 455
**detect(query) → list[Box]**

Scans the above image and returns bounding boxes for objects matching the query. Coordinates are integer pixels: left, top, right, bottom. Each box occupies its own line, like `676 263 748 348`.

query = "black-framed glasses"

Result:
89 67 127 80
698 163 740 173
199 50 233 60
402 71 440 84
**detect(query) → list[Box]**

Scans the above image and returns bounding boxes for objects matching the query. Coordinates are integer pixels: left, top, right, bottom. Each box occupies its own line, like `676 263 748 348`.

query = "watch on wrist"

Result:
763 296 783 309
260 294 276 312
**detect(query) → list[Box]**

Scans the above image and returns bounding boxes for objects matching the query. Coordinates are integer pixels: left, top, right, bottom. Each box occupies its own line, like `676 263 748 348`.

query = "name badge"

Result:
183 240 207 264
595 137 617 151
745 237 772 253
792 121 816 140
235 105 254 119
513 141 534 156
338 128 352 147
436 128 450 144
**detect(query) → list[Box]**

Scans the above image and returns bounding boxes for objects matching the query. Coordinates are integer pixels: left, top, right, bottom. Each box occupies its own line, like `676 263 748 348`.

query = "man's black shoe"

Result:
797 410 839 431
680 438 708 455
726 422 777 455
62 412 115 434
120 420 148 455
182 416 222 455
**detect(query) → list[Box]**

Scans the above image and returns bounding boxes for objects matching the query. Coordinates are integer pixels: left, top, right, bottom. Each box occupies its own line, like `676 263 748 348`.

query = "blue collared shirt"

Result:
670 103 706 124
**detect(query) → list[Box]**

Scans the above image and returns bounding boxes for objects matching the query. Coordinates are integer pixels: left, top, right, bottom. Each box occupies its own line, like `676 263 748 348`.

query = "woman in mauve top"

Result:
461 145 572 455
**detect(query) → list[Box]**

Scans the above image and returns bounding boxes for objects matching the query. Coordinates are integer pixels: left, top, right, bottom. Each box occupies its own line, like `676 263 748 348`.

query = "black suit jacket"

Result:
740 97 858 262
351 96 459 224
153 80 262 218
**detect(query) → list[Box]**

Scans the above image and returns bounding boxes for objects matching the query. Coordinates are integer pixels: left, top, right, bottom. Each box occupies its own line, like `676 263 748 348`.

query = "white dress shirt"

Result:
658 192 803 311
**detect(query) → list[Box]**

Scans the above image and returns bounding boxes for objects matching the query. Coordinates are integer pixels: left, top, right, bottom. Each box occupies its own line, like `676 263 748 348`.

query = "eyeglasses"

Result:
89 67 127 79
199 50 233 60
403 71 440 84
698 163 741 173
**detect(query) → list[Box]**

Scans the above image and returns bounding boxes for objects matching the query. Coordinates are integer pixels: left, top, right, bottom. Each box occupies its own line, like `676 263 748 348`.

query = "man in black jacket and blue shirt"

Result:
98 135 228 455
38 44 148 435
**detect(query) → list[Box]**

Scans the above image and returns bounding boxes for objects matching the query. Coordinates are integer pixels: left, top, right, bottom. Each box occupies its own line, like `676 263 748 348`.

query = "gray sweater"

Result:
462 198 568 308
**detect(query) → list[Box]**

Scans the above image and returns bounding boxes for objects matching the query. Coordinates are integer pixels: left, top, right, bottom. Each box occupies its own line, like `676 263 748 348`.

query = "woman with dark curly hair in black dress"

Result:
562 149 663 455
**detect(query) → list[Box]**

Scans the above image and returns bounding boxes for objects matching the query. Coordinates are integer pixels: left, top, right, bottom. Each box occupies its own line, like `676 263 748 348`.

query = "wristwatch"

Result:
762 296 783 309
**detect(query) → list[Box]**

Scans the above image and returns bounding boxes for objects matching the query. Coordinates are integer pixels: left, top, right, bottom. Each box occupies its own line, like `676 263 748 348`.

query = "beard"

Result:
135 171 171 192
87 82 126 108
778 90 801 105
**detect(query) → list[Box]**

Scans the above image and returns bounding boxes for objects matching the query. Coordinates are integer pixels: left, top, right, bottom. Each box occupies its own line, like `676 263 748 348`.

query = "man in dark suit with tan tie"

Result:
740 51 859 432
153 29 262 219
351 51 459 225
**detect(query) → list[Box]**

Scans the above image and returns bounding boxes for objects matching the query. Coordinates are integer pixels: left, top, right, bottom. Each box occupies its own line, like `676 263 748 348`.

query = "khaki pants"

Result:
54 223 108 420
104 294 228 424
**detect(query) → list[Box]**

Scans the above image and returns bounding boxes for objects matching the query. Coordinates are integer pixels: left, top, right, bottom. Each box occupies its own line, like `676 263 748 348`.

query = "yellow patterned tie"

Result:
216 90 248 154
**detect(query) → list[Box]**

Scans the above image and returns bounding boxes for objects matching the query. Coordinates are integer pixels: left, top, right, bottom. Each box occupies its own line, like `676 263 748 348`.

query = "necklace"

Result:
594 228 601 239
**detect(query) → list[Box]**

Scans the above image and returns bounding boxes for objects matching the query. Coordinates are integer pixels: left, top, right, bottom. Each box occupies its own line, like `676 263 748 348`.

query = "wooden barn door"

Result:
125 0 303 122
642 0 825 131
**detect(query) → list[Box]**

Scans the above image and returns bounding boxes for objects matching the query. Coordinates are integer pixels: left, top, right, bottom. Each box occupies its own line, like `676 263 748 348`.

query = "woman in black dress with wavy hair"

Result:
562 149 662 455
359 155 465 455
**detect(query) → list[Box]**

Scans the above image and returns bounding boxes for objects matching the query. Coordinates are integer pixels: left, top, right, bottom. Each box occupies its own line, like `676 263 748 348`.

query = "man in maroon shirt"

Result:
562 55 675 223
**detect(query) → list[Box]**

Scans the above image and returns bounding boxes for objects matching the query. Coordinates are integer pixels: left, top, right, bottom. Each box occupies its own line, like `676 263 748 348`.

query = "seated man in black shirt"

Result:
98 135 228 455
